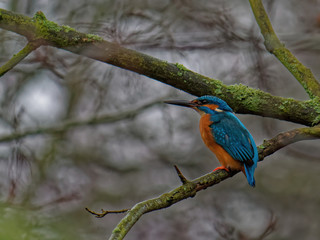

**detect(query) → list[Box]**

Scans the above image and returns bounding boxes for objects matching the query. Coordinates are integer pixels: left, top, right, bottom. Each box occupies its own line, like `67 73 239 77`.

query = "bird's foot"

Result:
213 166 230 172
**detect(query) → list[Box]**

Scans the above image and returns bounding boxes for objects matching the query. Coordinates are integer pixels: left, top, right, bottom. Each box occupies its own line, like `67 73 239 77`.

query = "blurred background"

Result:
0 0 320 239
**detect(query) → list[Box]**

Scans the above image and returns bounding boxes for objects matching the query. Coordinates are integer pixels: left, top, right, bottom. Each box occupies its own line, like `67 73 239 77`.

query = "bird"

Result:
165 95 258 187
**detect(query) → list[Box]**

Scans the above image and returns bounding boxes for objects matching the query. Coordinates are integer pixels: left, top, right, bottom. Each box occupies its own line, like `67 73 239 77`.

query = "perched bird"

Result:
165 95 258 187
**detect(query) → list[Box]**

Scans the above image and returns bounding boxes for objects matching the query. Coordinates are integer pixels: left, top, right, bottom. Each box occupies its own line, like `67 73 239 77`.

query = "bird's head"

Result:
165 95 233 115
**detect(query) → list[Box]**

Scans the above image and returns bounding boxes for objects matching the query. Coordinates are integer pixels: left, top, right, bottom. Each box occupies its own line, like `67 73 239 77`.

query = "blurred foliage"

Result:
0 204 82 240
0 0 320 239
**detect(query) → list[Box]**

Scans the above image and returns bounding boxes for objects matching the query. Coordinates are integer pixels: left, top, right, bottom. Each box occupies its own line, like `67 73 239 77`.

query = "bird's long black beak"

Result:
164 100 197 108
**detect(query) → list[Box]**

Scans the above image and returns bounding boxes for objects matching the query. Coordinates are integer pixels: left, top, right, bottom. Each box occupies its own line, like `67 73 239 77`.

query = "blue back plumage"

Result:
210 112 258 186
195 96 258 187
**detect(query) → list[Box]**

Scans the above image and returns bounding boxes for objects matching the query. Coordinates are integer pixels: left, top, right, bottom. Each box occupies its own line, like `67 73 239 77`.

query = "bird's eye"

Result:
199 99 209 105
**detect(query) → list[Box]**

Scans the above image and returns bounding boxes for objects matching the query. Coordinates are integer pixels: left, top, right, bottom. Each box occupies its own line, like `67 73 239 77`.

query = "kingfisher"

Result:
165 95 258 187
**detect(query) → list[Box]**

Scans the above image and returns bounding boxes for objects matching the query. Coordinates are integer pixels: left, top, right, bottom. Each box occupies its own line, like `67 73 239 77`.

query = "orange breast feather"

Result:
199 114 244 172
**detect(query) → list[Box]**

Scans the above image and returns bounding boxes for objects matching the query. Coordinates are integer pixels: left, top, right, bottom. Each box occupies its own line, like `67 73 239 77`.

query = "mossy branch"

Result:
258 125 320 160
248 0 320 99
0 8 320 125
0 40 42 77
107 125 320 240
108 168 231 240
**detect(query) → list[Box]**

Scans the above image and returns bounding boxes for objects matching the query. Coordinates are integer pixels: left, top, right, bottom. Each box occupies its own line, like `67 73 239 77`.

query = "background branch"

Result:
0 99 160 143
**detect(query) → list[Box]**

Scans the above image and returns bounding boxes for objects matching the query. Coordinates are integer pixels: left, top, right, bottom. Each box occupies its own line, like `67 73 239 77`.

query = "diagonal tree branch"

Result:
107 125 320 240
1 9 320 126
108 168 231 240
248 0 320 99
258 125 320 160
0 40 42 77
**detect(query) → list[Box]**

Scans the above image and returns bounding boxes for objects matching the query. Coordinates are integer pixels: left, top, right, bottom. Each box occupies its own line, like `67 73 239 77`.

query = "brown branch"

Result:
85 208 129 218
173 165 189 184
257 212 277 240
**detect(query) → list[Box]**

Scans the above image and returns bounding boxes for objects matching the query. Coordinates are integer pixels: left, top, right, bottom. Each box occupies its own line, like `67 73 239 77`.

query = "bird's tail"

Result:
244 164 256 187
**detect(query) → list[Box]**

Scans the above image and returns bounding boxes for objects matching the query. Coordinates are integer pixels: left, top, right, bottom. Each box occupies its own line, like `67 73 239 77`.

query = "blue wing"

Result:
210 112 258 187
210 112 255 164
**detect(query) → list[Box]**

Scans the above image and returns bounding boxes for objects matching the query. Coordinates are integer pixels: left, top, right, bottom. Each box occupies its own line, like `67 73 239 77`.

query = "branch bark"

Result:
108 168 231 240
248 0 320 99
258 125 320 160
1 9 320 126
0 40 42 77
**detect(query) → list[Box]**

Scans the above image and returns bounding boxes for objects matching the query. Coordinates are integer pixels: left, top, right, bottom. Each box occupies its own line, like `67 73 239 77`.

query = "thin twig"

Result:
173 165 189 184
257 211 277 240
85 208 129 218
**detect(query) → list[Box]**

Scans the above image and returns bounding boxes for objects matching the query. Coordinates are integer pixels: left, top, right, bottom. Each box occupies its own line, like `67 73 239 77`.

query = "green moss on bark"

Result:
249 0 320 99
